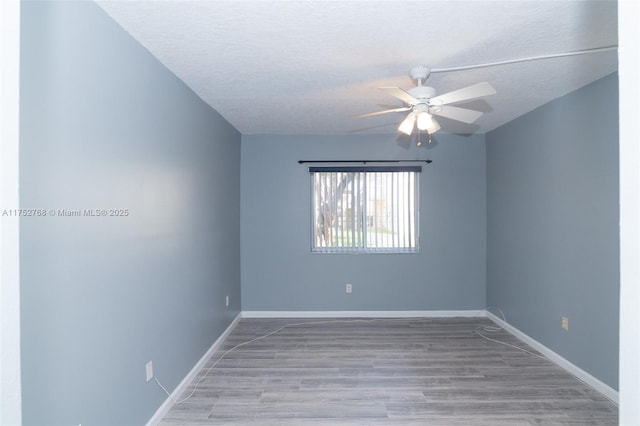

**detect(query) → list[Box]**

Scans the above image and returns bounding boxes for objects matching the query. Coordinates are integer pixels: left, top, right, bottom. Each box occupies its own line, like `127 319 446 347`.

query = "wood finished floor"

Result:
160 317 617 425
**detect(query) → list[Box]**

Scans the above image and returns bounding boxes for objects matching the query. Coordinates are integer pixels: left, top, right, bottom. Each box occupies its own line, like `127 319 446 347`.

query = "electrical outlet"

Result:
225 295 229 307
346 283 352 294
146 361 153 382
561 316 569 331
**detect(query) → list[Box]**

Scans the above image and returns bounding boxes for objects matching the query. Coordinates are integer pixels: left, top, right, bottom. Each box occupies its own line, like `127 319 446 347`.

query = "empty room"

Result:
1 1 639 425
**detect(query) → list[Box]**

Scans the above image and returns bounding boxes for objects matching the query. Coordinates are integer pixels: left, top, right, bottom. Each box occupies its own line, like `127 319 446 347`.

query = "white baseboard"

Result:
486 311 618 404
241 310 486 318
146 312 242 426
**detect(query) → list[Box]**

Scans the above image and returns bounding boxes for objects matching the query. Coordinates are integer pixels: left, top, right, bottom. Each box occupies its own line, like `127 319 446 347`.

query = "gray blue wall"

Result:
17 0 619 421
241 134 486 311
20 2 241 424
486 73 619 389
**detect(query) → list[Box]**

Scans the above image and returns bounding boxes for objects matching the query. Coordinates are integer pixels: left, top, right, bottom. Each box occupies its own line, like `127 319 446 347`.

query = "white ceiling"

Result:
97 1 618 135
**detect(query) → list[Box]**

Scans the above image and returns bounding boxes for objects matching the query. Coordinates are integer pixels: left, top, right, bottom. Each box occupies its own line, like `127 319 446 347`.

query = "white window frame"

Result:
309 166 420 254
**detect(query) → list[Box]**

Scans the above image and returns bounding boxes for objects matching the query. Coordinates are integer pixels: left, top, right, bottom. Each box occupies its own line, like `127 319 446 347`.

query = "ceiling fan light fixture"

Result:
426 117 441 134
416 112 433 131
398 113 416 135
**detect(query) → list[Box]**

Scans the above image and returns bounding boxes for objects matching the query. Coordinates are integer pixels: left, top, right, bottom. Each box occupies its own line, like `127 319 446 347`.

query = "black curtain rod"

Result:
298 159 432 164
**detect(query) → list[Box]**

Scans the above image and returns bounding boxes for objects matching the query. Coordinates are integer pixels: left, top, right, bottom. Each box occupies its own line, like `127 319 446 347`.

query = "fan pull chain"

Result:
416 131 433 147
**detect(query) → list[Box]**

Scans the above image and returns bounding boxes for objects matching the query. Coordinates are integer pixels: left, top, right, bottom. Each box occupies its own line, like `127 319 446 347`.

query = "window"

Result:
310 166 420 253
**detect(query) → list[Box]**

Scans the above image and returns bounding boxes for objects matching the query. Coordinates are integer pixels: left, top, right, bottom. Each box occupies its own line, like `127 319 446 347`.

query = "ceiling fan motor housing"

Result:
407 86 436 103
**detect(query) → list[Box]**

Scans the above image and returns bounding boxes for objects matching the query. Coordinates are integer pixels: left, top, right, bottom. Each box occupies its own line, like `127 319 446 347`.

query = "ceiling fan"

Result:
354 65 496 137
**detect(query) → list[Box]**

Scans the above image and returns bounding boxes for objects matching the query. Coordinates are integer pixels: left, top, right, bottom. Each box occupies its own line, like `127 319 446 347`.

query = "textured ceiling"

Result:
97 1 618 135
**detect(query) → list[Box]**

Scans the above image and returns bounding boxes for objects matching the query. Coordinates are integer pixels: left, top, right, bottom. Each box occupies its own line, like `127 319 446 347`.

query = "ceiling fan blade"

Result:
379 87 418 104
431 105 483 124
429 82 496 106
352 106 411 119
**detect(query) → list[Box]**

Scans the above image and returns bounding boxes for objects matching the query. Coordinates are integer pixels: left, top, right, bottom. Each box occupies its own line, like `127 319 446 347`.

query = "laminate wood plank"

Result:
160 317 617 425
